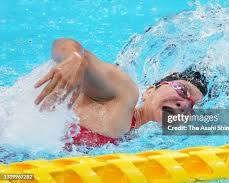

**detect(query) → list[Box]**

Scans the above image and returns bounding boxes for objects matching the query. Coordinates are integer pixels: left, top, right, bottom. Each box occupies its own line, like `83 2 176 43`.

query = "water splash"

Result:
0 61 78 153
116 1 229 108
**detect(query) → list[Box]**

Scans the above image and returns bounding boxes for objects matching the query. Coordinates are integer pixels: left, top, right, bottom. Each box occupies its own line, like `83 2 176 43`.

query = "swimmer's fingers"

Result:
34 69 55 88
35 74 60 105
40 93 58 112
64 80 75 99
61 61 85 101
56 80 68 103
39 82 66 111
68 89 80 108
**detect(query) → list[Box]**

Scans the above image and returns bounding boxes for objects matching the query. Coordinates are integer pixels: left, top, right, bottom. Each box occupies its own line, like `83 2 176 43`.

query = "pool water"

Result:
0 0 218 86
0 1 229 181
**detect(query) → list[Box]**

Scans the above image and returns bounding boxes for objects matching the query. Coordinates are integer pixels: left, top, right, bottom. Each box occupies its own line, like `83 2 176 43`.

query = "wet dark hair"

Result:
155 66 208 96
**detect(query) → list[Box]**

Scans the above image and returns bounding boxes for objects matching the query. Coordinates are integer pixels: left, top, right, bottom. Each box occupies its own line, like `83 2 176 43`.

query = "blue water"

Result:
0 2 229 182
1 0 224 86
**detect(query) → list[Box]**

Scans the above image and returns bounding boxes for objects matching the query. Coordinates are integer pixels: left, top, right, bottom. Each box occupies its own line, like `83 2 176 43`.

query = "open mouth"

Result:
162 106 176 115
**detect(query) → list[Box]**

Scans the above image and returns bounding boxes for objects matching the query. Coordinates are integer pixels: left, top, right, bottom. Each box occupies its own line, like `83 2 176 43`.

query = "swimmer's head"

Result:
141 66 208 122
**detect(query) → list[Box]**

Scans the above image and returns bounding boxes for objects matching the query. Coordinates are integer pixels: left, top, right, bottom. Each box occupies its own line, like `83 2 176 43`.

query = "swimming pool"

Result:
1 0 224 86
0 0 229 180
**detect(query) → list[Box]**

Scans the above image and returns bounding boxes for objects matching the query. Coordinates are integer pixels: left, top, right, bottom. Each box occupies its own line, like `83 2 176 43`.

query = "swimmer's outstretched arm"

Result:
35 38 139 109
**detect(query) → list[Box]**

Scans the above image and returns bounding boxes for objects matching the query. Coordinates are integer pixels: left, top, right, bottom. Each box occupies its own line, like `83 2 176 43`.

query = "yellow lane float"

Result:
0 145 229 183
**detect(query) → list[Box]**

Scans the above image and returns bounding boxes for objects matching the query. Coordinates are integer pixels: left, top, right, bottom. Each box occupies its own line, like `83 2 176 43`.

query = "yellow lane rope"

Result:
0 145 229 183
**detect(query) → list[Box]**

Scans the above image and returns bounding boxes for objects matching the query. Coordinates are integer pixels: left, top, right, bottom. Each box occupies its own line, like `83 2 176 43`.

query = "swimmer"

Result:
34 38 208 149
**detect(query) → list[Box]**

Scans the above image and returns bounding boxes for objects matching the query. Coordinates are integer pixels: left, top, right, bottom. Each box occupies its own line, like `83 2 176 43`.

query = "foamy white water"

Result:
0 61 78 152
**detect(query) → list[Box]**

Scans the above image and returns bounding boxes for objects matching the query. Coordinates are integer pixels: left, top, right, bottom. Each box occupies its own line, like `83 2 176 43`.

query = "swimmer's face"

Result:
142 80 203 123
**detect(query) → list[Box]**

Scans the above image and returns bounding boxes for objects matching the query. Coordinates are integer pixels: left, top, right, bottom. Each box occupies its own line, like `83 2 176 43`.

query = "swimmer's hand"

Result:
34 51 87 110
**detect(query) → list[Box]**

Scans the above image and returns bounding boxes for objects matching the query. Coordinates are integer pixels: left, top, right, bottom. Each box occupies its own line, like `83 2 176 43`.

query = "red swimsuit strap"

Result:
130 110 137 130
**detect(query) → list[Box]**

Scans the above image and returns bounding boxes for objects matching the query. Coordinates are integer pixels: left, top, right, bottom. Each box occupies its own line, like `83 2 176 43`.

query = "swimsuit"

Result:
63 114 137 151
